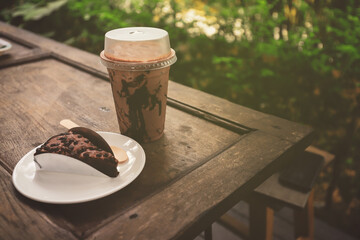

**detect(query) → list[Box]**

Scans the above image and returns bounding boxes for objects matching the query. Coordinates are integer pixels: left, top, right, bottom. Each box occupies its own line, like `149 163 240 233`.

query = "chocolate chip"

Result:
50 143 59 147
77 135 82 138
96 153 101 157
84 140 89 143
104 153 108 157
74 141 78 145
84 153 89 157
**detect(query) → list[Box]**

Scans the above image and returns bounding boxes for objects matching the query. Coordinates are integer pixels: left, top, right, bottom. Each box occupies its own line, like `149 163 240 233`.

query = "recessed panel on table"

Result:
0 33 49 68
0 58 244 234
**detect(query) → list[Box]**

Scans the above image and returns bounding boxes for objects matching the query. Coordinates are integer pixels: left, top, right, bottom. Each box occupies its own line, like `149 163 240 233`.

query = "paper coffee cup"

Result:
100 27 176 142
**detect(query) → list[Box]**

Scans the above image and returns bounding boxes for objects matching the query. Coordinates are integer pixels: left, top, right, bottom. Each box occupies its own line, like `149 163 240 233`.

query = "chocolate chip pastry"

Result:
35 130 119 177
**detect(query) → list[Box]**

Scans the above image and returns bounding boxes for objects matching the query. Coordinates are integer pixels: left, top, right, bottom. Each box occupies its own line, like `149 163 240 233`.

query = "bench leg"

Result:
249 198 274 240
218 213 249 239
294 189 314 240
204 224 212 240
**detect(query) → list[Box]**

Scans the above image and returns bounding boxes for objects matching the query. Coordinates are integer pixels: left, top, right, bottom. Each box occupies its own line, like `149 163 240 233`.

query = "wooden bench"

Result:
218 145 335 240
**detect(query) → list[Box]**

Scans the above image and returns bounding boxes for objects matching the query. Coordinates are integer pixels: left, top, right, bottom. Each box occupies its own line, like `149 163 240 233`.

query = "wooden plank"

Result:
294 190 315 240
218 214 250 239
253 172 311 210
0 58 118 171
87 131 310 240
0 166 76 240
249 200 274 240
0 58 242 236
0 34 50 68
305 145 335 166
0 22 106 75
0 35 30 55
254 147 332 210
167 98 252 135
0 31 40 48
168 81 267 125
204 225 213 240
0 47 50 68
168 79 313 144
243 115 313 144
223 201 358 240
0 22 312 143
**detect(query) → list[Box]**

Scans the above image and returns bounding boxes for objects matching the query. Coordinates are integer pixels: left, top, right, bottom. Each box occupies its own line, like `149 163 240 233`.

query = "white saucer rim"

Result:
12 131 146 204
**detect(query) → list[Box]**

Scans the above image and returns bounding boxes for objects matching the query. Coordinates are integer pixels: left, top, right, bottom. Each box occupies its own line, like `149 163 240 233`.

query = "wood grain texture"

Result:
305 145 335 166
88 131 307 240
249 199 274 240
0 47 50 69
218 213 250 239
0 58 242 237
254 172 311 209
0 59 119 171
0 22 315 240
0 167 76 240
0 35 30 54
294 190 315 239
0 22 313 142
169 81 314 144
0 34 50 68
0 22 106 74
254 147 333 210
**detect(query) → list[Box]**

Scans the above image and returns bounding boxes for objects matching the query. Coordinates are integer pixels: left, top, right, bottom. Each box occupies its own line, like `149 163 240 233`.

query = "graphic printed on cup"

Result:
100 27 177 142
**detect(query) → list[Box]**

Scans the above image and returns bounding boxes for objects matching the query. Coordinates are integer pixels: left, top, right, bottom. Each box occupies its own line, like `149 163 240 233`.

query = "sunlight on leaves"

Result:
12 0 68 21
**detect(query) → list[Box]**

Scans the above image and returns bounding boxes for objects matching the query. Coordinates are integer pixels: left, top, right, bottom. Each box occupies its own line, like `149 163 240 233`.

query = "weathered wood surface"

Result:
0 22 313 144
249 197 274 240
0 58 241 236
0 167 77 240
0 34 50 68
0 22 106 75
89 131 296 240
306 145 335 166
294 190 315 239
254 147 335 210
0 21 314 240
215 201 357 240
254 172 311 209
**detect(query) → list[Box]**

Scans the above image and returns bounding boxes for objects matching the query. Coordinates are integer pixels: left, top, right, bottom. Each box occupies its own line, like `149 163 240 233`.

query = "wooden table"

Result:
0 22 313 240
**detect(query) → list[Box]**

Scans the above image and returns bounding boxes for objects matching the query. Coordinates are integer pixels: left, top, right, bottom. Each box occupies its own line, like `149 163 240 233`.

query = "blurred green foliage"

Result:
10 0 67 21
1 0 360 235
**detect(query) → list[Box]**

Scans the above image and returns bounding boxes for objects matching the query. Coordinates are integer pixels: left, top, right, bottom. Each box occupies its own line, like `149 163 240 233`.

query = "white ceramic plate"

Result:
0 38 12 56
12 132 146 204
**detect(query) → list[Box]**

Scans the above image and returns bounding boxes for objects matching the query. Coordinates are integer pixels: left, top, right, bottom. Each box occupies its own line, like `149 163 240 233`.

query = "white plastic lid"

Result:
104 27 171 62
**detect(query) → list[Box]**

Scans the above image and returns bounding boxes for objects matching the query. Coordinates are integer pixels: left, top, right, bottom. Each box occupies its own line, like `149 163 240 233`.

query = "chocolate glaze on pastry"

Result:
34 130 119 177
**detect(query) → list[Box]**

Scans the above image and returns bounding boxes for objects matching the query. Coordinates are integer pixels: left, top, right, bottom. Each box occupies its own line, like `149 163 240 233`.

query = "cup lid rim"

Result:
100 49 176 71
